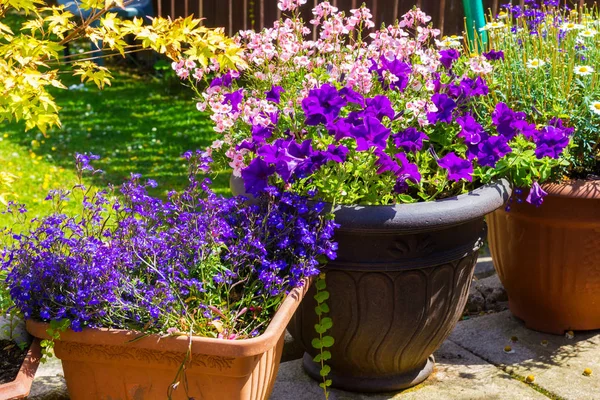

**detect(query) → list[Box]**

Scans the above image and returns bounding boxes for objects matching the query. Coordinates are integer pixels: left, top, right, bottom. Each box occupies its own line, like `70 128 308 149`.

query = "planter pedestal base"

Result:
301 352 434 392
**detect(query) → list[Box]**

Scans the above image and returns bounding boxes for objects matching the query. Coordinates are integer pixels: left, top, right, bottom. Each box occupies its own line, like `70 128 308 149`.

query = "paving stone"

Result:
474 256 496 279
271 340 545 400
450 310 600 400
29 356 68 400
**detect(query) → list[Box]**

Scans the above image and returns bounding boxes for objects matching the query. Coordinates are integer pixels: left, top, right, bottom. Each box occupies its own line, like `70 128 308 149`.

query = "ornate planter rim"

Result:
0 339 41 399
329 179 511 232
26 279 310 359
542 179 600 199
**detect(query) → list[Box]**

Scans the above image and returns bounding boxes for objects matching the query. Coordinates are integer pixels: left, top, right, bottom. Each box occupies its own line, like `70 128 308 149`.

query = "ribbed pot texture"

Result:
488 180 600 335
26 280 310 400
288 180 511 392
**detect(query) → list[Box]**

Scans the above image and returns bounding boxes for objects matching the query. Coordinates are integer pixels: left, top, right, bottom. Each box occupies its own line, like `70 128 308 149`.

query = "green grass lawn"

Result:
0 69 227 225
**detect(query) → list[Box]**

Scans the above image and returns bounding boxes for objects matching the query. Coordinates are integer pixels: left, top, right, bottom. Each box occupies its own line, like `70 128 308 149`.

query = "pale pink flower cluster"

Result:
398 8 432 28
182 2 499 164
469 56 493 75
277 0 307 12
172 59 209 81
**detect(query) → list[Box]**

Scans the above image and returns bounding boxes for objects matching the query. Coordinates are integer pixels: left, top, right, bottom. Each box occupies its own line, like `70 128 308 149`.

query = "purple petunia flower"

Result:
457 114 485 145
241 158 276 195
526 181 548 207
265 85 285 103
438 152 473 182
350 116 392 151
363 95 395 121
483 50 505 61
392 127 429 153
440 49 460 69
301 83 347 126
534 125 571 159
476 135 513 167
223 89 244 113
492 102 528 140
339 87 365 106
427 94 457 124
395 152 421 183
324 144 349 163
371 56 412 92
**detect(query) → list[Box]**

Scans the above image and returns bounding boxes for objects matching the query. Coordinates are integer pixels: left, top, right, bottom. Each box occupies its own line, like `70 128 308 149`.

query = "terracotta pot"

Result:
0 339 41 400
288 180 511 392
488 180 600 334
26 281 310 400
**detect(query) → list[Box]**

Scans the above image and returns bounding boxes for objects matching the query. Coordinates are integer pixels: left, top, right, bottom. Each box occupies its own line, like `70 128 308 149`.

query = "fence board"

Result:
153 0 596 36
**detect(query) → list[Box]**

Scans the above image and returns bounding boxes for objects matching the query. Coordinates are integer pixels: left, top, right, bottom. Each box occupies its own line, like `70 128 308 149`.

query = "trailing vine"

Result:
40 319 71 362
312 272 333 399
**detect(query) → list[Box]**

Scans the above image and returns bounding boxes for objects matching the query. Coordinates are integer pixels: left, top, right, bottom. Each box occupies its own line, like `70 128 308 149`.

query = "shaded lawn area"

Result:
0 70 227 225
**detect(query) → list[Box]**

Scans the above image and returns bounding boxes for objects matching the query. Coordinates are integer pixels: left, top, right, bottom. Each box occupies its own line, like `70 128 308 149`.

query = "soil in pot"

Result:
0 340 28 385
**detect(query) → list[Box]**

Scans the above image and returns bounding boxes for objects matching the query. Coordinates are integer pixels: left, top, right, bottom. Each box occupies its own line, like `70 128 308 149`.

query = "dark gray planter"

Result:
287 179 511 392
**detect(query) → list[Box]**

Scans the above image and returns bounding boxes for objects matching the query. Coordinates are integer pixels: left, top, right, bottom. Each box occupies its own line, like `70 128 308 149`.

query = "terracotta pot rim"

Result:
541 179 600 199
328 179 511 232
26 278 310 358
0 338 41 399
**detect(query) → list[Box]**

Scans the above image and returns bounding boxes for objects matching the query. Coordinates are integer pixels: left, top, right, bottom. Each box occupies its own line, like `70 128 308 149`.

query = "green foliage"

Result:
312 273 333 398
0 71 228 229
40 318 70 362
484 5 600 178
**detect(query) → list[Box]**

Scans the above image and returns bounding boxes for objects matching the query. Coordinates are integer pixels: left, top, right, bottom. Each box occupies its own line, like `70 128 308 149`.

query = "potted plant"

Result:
1 152 337 400
0 277 41 400
482 2 600 334
180 1 569 392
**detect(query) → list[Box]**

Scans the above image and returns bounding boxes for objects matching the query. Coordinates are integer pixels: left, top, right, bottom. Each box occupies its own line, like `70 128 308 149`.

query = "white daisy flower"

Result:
482 21 505 31
590 101 600 116
579 28 597 38
526 59 546 69
574 65 595 76
560 22 584 31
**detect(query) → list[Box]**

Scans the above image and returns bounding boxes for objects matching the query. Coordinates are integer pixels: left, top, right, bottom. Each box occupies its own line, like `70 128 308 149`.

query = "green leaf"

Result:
314 323 327 334
314 291 330 304
319 303 330 313
314 305 323 316
315 279 326 291
322 336 335 348
319 364 331 376
313 354 322 363
321 317 333 330
311 338 323 349
321 351 332 361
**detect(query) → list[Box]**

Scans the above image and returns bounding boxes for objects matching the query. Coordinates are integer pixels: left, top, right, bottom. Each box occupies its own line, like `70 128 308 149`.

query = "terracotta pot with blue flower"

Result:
184 2 568 393
484 2 600 334
2 153 337 400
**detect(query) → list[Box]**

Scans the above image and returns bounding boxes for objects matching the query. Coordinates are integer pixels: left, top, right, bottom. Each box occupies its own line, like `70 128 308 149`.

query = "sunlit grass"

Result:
0 70 226 226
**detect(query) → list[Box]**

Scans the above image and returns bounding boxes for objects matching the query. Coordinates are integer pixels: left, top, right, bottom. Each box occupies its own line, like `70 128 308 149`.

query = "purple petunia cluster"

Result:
2 154 337 338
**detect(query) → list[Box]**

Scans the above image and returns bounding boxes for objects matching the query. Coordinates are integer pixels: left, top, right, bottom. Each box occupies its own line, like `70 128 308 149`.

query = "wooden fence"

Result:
152 0 593 37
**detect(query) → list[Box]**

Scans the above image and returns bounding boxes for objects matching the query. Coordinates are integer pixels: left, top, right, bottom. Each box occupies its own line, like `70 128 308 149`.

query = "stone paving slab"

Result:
271 340 545 400
450 311 600 400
